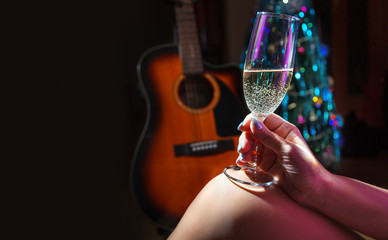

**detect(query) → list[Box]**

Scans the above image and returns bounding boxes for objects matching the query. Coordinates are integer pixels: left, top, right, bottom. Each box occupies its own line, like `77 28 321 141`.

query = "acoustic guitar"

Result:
131 0 247 229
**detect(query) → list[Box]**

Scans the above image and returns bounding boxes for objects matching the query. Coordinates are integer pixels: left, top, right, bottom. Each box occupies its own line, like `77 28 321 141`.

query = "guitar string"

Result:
189 3 202 142
190 1 203 141
176 1 201 141
190 3 205 142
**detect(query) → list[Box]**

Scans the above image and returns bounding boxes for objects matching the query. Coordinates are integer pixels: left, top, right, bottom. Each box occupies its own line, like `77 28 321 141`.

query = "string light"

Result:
298 47 305 53
303 129 310 139
327 103 333 111
302 23 308 32
297 115 304 124
324 111 329 122
314 87 320 96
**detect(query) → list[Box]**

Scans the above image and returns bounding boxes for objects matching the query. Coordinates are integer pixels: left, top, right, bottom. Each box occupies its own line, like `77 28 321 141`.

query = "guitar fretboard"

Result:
174 0 204 75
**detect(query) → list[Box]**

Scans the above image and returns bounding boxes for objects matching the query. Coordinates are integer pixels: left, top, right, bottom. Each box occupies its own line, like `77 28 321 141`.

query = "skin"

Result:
169 173 363 240
237 113 388 239
168 113 388 240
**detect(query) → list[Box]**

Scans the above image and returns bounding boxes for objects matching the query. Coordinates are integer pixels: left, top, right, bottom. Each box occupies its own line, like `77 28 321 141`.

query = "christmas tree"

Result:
247 0 343 171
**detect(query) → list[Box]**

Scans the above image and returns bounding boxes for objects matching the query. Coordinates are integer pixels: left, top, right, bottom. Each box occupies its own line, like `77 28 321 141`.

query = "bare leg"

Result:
169 174 364 240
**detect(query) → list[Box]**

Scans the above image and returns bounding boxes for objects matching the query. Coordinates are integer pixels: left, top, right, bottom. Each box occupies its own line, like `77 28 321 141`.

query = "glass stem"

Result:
244 115 266 170
242 138 264 169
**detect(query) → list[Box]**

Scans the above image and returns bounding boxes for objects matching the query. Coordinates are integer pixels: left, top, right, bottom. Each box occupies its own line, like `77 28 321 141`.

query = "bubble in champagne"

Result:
243 69 293 118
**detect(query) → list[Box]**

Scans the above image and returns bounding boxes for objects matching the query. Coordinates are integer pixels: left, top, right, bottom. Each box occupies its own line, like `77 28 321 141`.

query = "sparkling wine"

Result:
243 69 293 118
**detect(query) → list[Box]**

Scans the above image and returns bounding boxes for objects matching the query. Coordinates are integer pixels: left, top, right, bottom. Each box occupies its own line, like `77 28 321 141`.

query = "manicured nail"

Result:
252 117 263 130
237 143 242 153
235 158 242 166
236 154 246 166
237 153 246 159
237 121 244 131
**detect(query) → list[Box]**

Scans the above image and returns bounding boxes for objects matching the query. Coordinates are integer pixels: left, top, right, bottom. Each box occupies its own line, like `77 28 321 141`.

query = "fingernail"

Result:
236 158 242 166
237 143 242 153
236 153 246 160
236 154 246 166
237 121 244 131
252 117 263 130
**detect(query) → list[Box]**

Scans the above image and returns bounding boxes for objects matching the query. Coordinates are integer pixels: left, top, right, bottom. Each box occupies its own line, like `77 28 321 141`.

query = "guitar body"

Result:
132 44 247 228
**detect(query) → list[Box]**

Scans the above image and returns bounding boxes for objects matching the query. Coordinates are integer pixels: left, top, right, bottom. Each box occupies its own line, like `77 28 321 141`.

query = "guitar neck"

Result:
174 0 204 75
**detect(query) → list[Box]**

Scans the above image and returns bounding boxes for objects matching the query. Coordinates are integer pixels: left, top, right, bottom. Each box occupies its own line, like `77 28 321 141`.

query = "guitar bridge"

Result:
174 139 235 157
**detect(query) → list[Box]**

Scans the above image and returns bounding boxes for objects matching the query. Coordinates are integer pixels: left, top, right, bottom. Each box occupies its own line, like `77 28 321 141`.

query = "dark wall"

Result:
55 1 175 238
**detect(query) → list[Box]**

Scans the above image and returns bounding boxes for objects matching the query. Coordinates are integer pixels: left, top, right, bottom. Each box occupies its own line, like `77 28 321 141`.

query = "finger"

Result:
236 151 253 167
237 113 253 132
258 148 277 172
237 131 252 154
249 141 274 172
236 154 245 167
250 117 289 153
236 131 253 166
264 113 307 147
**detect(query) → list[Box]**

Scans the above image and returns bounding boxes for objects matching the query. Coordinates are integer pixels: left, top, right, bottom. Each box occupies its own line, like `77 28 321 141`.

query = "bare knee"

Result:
170 174 361 240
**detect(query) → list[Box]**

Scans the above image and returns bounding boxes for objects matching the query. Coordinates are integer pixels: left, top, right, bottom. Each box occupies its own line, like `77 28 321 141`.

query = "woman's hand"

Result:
236 113 331 207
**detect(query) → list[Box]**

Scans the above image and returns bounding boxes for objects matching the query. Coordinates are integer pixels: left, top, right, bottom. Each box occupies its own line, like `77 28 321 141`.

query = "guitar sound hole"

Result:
178 75 214 109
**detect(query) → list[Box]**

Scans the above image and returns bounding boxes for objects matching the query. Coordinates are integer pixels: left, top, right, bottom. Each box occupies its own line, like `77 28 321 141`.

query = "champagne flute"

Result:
224 12 300 189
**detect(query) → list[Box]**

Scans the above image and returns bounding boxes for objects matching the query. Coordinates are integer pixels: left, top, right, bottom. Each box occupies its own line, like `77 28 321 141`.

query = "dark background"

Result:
14 0 386 239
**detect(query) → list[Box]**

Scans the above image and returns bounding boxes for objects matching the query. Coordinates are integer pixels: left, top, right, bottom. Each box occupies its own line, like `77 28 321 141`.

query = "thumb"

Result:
250 117 289 153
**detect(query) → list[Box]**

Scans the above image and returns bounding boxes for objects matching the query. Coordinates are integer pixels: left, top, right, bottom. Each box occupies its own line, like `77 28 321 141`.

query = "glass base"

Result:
223 165 275 189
